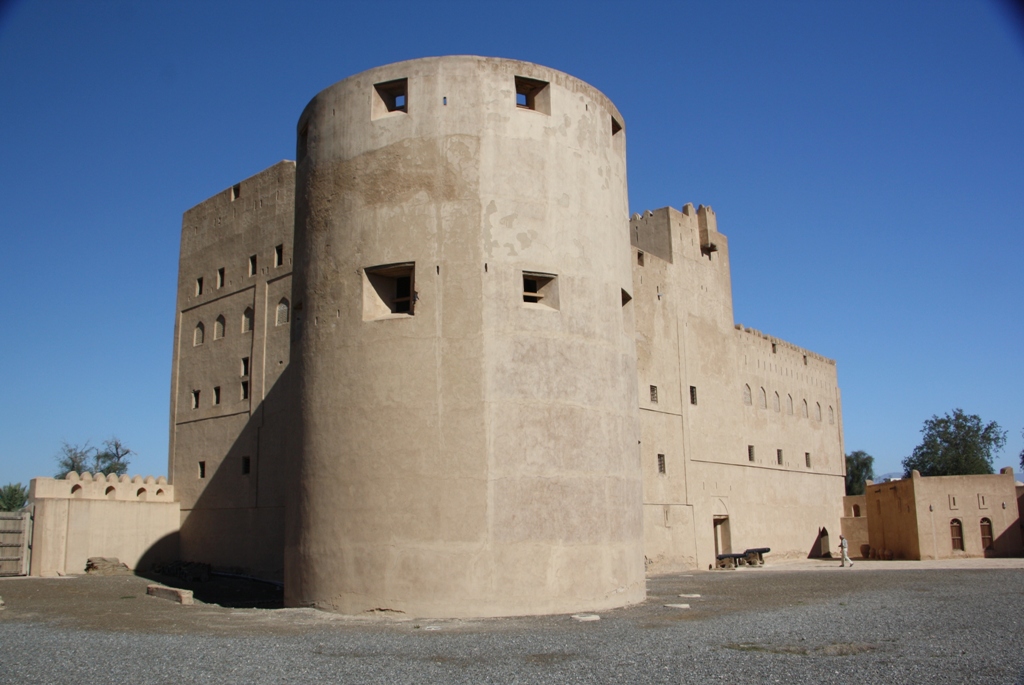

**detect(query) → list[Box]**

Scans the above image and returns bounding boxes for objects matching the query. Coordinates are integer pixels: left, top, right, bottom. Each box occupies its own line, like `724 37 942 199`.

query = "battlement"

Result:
30 473 175 502
733 323 835 366
630 203 724 263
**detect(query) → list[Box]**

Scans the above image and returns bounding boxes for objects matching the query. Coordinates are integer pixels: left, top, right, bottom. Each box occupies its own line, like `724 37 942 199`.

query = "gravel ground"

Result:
1 562 1022 684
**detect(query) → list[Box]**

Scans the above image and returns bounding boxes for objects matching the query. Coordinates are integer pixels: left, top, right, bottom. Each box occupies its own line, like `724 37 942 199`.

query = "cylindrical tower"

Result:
286 56 642 617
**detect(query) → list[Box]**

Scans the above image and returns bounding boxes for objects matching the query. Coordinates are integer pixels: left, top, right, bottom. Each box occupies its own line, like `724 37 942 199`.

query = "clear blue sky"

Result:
1 1 1022 485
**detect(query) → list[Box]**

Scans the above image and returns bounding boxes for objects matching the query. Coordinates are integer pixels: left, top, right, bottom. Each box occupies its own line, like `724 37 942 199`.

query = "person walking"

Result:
839 534 853 568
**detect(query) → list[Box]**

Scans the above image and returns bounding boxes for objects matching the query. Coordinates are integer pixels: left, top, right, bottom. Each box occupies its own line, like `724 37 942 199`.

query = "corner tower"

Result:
285 56 643 617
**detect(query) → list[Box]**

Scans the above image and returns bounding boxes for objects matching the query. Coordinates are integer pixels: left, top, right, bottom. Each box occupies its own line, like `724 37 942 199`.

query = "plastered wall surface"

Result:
866 470 1023 560
631 206 845 571
169 160 295 580
29 475 179 576
286 56 642 617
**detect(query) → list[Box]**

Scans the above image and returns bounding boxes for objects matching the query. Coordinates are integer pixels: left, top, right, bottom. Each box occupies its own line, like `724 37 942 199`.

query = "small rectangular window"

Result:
748 445 755 462
275 244 284 267
195 277 203 296
522 271 559 310
231 183 240 201
949 495 958 510
650 385 658 403
241 357 250 377
514 76 550 114
689 386 697 405
363 262 415 319
217 268 225 288
198 461 206 479
611 115 623 136
777 449 783 465
242 456 251 476
241 380 249 400
805 452 811 468
191 390 200 409
657 454 666 474
771 343 777 354
213 386 221 405
249 255 257 276
373 78 408 118
637 250 644 266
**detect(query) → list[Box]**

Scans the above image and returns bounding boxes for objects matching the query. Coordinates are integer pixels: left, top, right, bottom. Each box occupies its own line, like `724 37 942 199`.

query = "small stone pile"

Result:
85 557 131 575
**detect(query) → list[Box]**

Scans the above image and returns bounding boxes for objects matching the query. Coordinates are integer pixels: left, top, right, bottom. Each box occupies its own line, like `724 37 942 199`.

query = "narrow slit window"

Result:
363 263 415 319
275 244 284 267
196 277 204 296
805 452 811 468
657 454 666 474
231 183 240 201
690 386 697 405
242 456 251 476
650 385 658 403
198 461 206 479
373 78 408 118
241 380 249 400
249 254 257 277
213 386 221 405
191 389 200 409
748 445 755 462
217 268 225 289
241 357 250 377
777 449 783 465
637 250 644 266
514 76 550 114
522 271 559 310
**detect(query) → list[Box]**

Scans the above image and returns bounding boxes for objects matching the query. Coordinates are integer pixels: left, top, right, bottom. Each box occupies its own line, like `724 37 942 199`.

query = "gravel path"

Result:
1 563 1022 684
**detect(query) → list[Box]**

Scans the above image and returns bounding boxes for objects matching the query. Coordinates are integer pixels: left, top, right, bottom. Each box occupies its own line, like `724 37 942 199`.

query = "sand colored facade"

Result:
168 160 296 579
167 56 847 617
27 474 179 576
630 206 845 571
863 469 1023 560
841 494 869 557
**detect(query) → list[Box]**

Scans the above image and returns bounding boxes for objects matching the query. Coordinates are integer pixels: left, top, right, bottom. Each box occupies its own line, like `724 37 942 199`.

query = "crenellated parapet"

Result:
733 323 836 366
30 474 174 502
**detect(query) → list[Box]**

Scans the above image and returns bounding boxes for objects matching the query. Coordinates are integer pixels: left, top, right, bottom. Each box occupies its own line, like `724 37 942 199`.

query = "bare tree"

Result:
93 437 133 476
55 441 95 477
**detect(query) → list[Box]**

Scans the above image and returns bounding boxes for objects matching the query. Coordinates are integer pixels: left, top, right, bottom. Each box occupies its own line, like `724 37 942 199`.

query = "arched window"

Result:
773 392 780 412
743 384 752 406
950 519 964 551
802 399 808 418
276 298 290 326
214 315 226 340
758 387 767 409
816 402 822 421
193 322 205 346
787 394 794 415
242 307 254 333
852 504 861 517
105 486 116 500
980 518 993 550
829 406 835 424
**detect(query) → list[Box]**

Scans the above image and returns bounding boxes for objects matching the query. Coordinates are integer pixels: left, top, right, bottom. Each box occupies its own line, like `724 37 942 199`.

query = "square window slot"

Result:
514 76 550 114
363 262 415 320
373 78 409 118
522 271 559 309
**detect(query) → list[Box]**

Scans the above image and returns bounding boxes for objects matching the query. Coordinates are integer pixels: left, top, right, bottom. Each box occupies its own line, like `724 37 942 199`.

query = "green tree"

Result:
92 437 133 476
0 483 28 511
55 441 95 477
902 409 1006 477
845 450 875 496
